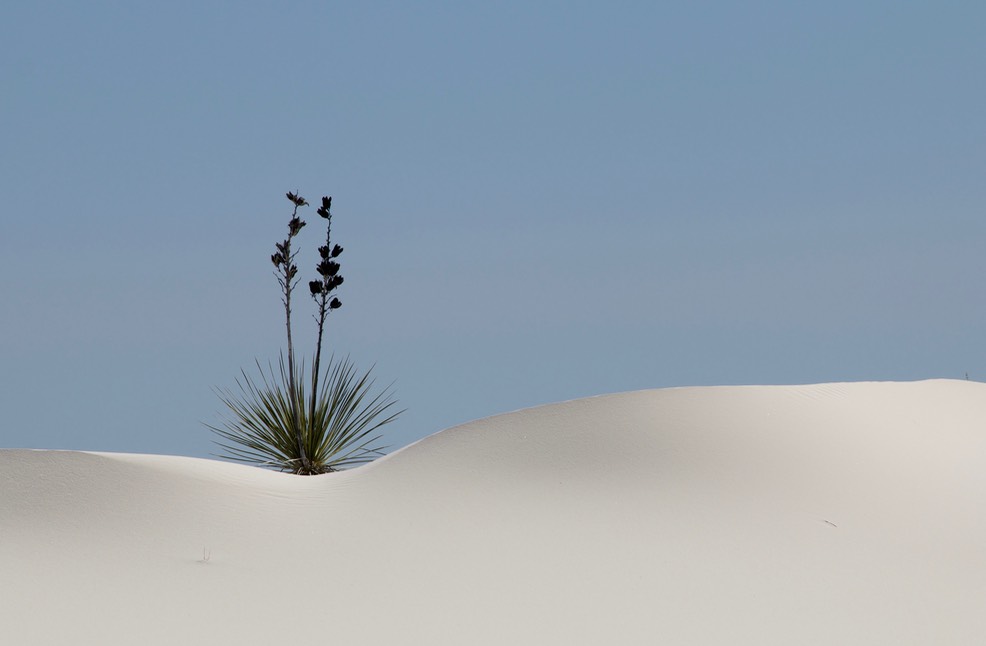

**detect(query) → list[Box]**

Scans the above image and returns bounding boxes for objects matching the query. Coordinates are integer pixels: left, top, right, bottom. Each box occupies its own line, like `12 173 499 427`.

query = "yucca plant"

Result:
208 191 401 474
209 354 399 472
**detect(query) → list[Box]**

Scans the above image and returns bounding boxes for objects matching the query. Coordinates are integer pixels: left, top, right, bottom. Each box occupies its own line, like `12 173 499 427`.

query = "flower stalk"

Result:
308 195 344 430
272 191 311 472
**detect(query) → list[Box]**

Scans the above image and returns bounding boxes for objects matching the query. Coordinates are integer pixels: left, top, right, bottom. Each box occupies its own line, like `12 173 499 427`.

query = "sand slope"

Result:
2 380 984 644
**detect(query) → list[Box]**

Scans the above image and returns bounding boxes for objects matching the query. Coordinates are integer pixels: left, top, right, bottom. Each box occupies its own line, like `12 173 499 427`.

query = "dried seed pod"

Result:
317 260 340 277
288 217 306 236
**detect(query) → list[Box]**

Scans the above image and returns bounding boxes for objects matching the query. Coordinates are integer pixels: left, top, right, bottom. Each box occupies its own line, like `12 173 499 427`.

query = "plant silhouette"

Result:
209 191 401 474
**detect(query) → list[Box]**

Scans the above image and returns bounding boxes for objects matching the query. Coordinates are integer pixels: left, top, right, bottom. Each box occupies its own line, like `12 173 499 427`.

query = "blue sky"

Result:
2 1 985 460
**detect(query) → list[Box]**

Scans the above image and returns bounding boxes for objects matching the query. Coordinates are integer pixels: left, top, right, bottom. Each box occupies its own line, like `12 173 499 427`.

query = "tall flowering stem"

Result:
308 196 344 427
272 191 310 473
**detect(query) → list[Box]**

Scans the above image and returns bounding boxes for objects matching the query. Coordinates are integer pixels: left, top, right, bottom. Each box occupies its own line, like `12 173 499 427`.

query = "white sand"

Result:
2 379 985 644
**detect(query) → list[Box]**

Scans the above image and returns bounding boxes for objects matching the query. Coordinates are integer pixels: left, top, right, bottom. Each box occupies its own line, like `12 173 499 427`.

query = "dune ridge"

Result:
2 379 984 644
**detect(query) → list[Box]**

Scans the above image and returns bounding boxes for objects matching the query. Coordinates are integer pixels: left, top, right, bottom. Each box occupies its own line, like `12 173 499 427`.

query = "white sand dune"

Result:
2 379 985 644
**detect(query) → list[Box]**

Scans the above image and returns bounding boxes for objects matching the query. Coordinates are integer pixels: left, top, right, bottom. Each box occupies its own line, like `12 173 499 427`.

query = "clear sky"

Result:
3 1 985 460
